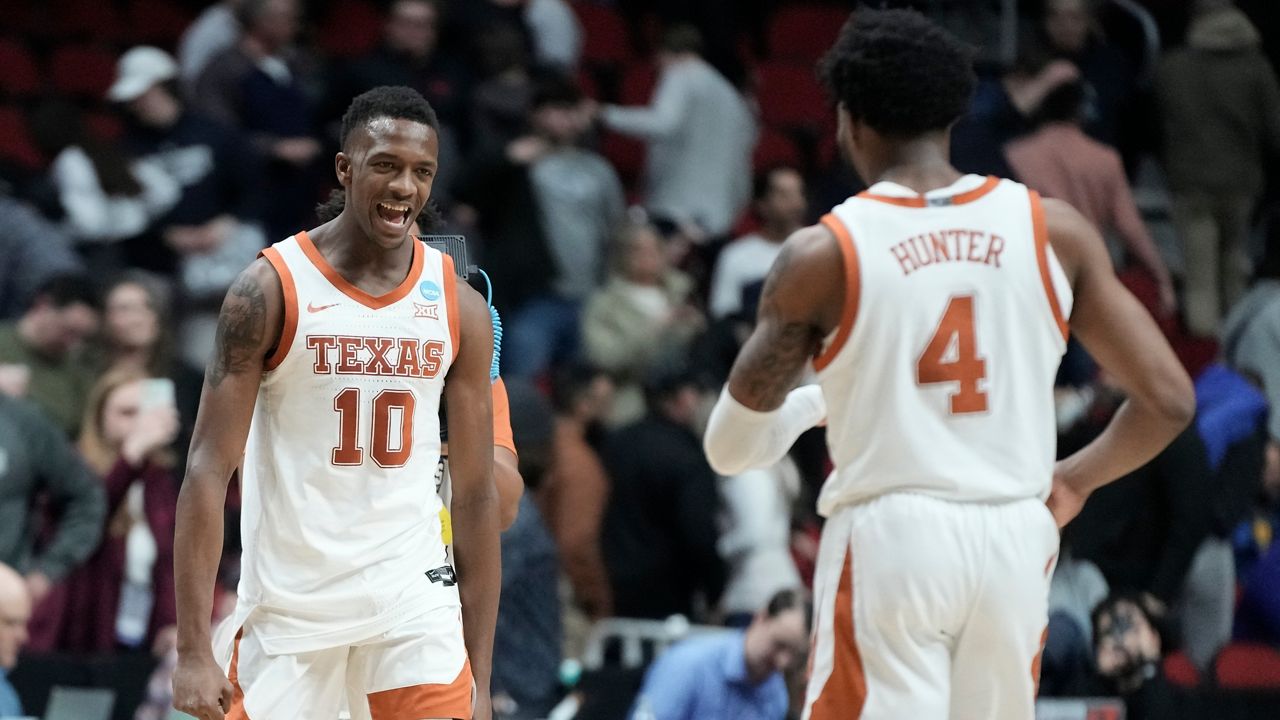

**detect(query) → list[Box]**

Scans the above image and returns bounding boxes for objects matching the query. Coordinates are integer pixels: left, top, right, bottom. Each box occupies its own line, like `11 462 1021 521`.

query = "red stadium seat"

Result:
599 132 645 190
84 110 124 141
753 129 802 171
754 62 828 131
43 0 127 41
317 0 384 59
1116 266 1218 377
1162 650 1200 688
576 68 600 99
127 0 195 48
767 5 847 64
618 62 656 106
1215 643 1280 689
0 40 41 96
0 0 33 34
575 3 631 66
0 106 43 169
49 44 118 100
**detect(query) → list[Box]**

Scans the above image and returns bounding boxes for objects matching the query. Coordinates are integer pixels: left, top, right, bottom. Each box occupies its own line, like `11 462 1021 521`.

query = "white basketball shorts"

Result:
803 492 1060 720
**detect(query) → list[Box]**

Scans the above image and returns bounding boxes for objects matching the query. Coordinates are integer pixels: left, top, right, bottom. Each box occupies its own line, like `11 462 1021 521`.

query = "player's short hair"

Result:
314 187 443 231
339 86 440 152
818 8 976 138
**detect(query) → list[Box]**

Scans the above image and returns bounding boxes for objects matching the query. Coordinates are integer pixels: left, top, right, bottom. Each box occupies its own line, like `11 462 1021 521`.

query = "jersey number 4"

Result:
916 295 989 414
331 388 416 467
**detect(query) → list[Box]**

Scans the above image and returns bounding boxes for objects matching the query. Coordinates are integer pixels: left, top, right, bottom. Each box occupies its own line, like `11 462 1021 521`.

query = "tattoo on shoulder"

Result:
733 246 821 407
208 272 266 388
736 320 818 407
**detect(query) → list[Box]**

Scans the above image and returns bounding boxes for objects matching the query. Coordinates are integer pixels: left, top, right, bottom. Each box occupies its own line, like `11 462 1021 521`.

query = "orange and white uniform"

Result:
436 377 517 557
804 175 1069 719
216 232 471 720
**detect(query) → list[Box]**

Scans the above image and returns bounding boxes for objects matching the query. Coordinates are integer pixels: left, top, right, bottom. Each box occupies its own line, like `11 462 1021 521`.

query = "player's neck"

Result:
316 214 416 278
867 139 963 196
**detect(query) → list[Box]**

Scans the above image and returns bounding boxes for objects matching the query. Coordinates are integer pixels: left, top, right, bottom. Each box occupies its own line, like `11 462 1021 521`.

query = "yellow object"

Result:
440 507 453 545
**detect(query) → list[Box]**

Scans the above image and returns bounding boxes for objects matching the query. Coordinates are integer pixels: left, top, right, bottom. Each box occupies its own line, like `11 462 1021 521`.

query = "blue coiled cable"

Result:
477 267 502 382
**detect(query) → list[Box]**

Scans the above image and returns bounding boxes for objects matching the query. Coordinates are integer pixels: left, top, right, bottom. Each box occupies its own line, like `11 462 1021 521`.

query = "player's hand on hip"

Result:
172 652 234 720
1046 476 1088 528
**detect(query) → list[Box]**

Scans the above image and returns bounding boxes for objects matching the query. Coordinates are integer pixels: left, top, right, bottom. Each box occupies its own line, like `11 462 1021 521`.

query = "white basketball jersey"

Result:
813 175 1072 516
237 231 461 654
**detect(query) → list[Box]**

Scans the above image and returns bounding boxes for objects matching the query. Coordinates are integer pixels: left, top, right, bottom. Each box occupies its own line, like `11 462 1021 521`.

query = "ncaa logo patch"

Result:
419 281 442 302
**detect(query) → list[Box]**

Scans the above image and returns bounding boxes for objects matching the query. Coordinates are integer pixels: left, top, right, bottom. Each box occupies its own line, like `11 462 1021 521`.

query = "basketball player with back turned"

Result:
171 87 499 720
704 10 1195 719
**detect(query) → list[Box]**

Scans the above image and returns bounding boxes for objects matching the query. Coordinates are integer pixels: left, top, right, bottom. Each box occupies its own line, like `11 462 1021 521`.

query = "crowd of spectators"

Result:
0 0 1278 719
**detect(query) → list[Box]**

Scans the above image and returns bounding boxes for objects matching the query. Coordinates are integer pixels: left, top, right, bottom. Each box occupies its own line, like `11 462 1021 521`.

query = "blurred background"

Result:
0 0 1278 718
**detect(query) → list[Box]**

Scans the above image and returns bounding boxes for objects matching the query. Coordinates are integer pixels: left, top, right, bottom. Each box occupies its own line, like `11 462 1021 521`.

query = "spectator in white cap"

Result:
110 45 266 368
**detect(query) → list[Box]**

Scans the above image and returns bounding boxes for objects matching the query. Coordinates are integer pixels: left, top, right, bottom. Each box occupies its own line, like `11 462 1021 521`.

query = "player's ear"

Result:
335 152 353 187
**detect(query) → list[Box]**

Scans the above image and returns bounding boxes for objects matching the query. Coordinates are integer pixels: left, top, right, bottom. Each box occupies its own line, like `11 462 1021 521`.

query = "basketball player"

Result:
172 87 500 720
314 190 524 535
703 10 1195 719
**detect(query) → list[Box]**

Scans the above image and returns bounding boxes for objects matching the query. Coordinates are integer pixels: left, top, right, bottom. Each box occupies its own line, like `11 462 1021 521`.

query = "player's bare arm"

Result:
445 281 500 720
172 259 283 720
704 224 843 476
1044 198 1195 526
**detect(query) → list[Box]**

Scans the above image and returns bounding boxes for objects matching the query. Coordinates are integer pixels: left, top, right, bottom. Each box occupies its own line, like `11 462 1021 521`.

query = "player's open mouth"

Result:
375 201 412 230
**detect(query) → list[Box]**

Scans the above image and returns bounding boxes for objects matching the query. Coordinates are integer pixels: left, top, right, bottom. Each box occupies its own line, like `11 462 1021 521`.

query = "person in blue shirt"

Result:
630 589 811 720
0 563 30 718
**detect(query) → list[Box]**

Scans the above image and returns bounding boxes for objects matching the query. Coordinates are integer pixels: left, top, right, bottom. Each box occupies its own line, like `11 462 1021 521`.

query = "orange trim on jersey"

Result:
1029 191 1070 342
810 544 866 720
492 377 516 454
1032 624 1050 696
857 175 1000 208
259 246 297 371
367 659 473 720
226 629 250 720
812 213 860 372
442 253 461 361
294 230 424 310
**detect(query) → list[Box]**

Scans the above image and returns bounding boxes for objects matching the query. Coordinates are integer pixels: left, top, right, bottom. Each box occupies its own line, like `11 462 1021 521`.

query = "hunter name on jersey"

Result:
889 228 1007 277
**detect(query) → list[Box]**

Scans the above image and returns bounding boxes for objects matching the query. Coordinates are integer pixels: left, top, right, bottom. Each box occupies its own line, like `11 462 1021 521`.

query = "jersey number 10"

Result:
331 388 416 467
916 295 989 414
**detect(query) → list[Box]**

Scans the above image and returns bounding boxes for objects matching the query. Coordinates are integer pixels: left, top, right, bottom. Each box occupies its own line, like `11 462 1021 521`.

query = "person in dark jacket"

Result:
601 364 725 620
1156 0 1280 336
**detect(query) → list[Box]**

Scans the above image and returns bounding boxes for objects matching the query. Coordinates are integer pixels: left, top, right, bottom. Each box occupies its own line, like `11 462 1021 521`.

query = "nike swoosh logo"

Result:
307 302 339 313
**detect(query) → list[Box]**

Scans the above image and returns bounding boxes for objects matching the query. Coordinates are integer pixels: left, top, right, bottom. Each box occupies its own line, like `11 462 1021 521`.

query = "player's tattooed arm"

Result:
207 268 270 388
726 225 845 411
173 258 283 718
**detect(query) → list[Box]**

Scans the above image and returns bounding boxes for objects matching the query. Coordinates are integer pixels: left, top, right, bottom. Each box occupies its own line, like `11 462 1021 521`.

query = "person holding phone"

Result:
27 369 180 656
97 271 205 466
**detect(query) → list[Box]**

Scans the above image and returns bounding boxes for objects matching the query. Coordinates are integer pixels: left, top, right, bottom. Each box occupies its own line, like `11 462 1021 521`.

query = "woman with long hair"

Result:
27 368 180 656
98 271 202 461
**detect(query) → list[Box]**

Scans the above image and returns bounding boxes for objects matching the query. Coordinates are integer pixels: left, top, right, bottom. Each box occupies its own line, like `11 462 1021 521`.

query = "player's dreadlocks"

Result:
818 8 976 138
339 85 440 151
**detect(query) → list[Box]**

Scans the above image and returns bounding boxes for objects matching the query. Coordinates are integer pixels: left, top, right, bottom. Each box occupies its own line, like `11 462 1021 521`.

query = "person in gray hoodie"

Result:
1156 0 1280 337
